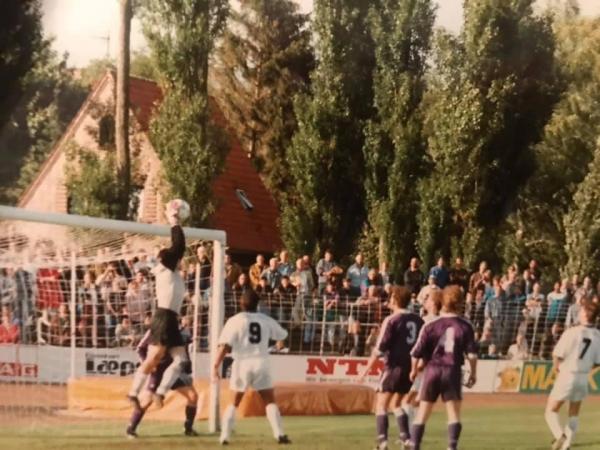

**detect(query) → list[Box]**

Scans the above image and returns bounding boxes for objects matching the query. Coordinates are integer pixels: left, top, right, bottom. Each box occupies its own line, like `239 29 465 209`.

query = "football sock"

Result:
184 405 197 431
376 414 388 444
403 404 415 426
129 408 145 432
220 405 236 442
266 403 285 439
544 408 563 440
447 422 462 450
411 423 425 450
563 416 579 449
128 368 148 397
393 407 410 440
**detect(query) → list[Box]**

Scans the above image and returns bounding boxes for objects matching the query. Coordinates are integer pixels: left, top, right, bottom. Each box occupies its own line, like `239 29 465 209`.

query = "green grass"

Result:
1 403 599 450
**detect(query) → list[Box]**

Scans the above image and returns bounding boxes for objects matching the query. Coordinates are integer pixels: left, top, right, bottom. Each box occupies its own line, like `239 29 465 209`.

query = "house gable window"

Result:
98 114 115 149
235 189 254 211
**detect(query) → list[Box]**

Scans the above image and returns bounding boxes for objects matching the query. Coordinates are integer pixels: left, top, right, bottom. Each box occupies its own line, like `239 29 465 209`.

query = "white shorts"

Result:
549 372 589 402
230 358 273 392
410 373 423 393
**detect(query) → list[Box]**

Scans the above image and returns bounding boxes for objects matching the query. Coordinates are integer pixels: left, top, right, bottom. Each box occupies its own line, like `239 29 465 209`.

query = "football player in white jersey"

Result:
213 289 290 445
545 300 600 450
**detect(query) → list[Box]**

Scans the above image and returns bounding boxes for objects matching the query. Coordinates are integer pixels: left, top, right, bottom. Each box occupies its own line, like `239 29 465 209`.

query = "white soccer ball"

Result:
165 198 191 221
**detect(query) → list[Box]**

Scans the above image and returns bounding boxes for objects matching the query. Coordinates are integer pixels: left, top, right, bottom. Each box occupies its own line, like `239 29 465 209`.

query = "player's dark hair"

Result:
240 289 260 312
442 285 463 313
390 286 411 308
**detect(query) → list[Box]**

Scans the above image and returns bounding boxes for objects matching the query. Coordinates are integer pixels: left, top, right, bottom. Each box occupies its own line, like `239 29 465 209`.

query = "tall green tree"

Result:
501 16 600 277
214 0 313 203
417 0 558 269
281 0 376 259
564 141 600 280
0 46 87 204
0 0 44 131
363 0 435 275
140 0 229 225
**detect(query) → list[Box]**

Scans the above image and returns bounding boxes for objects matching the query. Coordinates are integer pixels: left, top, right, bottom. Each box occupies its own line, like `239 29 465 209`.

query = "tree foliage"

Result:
65 143 123 218
214 0 313 203
417 0 559 268
140 0 230 225
564 142 600 279
501 16 600 277
281 0 375 259
0 45 87 204
0 0 45 131
363 0 435 277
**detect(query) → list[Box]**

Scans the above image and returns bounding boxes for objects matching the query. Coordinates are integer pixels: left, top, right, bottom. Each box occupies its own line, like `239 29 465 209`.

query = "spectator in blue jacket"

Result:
428 256 449 288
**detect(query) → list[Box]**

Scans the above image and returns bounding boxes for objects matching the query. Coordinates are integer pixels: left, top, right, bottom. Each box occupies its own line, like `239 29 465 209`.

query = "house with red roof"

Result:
18 71 281 258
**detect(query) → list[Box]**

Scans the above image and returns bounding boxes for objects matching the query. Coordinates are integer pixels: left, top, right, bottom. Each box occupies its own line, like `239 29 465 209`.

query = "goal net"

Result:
0 205 225 430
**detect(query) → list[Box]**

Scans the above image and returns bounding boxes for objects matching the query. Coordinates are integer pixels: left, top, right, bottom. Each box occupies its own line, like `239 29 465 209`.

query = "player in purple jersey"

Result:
126 329 199 439
359 286 424 450
402 290 443 440
408 286 478 450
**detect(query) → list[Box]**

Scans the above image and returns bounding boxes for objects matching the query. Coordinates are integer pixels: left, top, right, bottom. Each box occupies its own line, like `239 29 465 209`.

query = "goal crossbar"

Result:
0 205 227 243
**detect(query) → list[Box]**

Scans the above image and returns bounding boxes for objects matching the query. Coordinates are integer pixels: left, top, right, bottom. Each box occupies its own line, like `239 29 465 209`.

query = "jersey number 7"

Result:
580 338 591 359
249 322 262 344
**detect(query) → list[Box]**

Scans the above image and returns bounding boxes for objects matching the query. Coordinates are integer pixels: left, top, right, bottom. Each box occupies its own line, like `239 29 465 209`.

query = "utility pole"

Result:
115 0 132 219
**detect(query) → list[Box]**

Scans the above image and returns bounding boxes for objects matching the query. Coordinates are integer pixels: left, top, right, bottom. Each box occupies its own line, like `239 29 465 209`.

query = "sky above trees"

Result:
42 0 600 68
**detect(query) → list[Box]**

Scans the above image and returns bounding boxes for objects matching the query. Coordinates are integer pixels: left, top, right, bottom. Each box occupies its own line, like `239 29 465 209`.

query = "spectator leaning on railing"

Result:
484 278 505 348
346 253 368 297
224 253 242 293
249 254 266 289
277 250 294 278
507 334 529 361
546 280 569 326
115 315 138 347
469 261 488 297
316 249 340 295
261 258 282 291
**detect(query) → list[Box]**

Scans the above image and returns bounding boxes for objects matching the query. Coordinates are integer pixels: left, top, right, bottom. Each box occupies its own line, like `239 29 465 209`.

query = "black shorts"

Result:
377 366 412 394
149 308 184 347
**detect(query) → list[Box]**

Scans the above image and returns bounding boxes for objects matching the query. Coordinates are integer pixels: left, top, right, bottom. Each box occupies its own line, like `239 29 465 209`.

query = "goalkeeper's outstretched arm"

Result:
159 215 185 271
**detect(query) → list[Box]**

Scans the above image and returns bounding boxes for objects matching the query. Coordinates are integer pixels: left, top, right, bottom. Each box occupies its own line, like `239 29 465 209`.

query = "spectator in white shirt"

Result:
507 334 529 361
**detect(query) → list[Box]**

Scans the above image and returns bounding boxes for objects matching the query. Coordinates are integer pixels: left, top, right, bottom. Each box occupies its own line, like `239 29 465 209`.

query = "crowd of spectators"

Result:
1 241 599 362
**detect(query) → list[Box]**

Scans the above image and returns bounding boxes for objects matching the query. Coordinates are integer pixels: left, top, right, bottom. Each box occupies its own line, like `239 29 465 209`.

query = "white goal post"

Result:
0 205 226 432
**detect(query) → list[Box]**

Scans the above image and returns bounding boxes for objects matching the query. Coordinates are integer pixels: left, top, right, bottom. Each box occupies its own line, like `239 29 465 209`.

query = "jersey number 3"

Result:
406 321 417 345
249 322 262 344
580 338 591 359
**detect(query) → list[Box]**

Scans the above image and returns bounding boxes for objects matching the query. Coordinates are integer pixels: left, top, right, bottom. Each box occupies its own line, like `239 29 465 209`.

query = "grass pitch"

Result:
1 397 599 449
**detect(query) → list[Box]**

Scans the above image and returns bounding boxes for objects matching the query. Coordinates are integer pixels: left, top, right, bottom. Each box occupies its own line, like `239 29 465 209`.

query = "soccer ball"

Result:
165 198 191 221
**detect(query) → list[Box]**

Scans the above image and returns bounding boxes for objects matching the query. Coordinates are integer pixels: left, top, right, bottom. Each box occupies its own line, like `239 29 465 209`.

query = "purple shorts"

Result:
377 366 412 394
419 364 462 402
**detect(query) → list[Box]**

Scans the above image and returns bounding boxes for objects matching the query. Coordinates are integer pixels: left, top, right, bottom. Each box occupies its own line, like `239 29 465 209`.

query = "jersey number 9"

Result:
249 322 262 344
